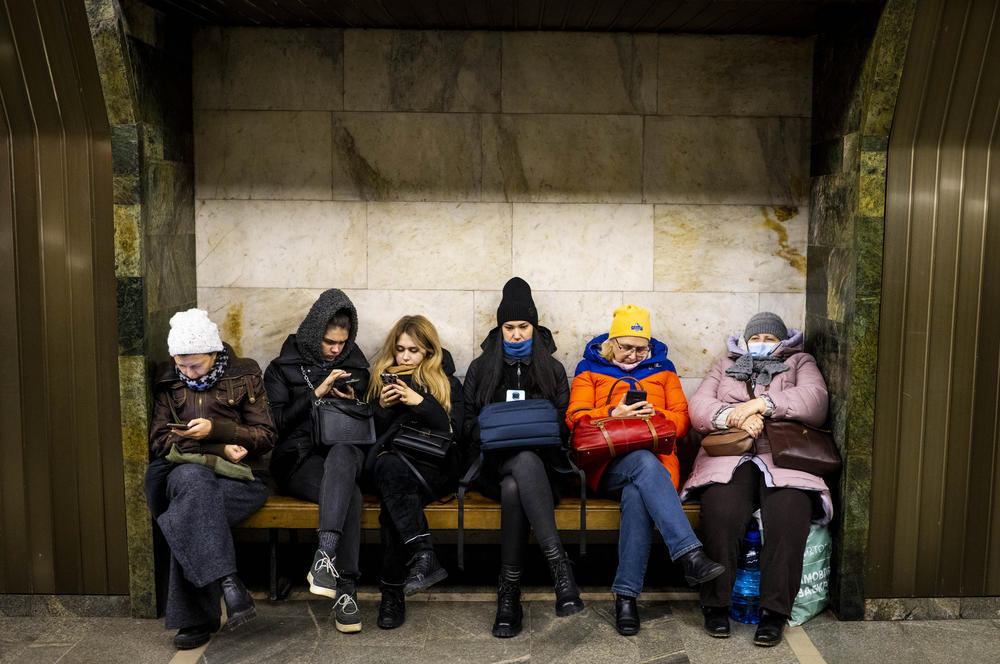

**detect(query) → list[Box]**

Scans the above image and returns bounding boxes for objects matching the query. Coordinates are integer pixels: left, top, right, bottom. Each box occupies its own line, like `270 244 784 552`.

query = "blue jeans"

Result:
600 450 702 598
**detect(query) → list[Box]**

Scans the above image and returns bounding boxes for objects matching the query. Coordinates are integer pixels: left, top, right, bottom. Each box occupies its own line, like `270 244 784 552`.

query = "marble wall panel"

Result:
195 110 332 200
502 33 656 114
367 202 511 290
198 287 475 376
330 113 481 201
472 289 624 381
758 293 807 332
644 116 810 205
620 292 760 377
193 28 343 111
344 30 499 112
658 35 813 117
653 204 807 292
482 115 643 203
196 200 367 289
512 203 653 291
679 377 704 401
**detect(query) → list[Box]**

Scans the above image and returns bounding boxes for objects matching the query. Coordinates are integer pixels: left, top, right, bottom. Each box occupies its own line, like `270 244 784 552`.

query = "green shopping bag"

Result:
788 524 832 626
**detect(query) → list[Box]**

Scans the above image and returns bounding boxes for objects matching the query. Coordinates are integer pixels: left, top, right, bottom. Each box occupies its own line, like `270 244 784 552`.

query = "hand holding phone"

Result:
381 373 398 385
167 422 190 430
624 390 647 406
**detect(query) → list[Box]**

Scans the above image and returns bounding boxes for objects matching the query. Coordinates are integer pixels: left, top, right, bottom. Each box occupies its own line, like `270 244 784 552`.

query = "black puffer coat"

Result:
461 326 571 500
264 289 371 487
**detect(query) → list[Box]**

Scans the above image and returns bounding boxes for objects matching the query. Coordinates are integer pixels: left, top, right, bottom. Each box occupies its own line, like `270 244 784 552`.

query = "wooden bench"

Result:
239 492 700 600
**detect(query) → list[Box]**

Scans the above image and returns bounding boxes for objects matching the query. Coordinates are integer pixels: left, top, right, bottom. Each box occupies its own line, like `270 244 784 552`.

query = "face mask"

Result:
748 341 779 357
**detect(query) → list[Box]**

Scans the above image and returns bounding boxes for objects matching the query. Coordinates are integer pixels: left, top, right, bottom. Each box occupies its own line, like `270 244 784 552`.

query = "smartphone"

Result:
624 390 647 406
333 376 361 390
167 422 190 430
380 373 398 385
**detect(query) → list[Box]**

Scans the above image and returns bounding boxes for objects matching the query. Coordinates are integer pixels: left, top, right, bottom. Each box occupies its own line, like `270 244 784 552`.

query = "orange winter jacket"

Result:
567 334 690 491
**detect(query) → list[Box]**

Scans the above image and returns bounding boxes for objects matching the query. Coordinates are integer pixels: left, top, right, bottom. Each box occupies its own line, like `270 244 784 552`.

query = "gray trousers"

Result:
155 463 269 630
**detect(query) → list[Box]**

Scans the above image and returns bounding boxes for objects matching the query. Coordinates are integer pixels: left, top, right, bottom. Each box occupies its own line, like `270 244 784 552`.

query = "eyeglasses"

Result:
614 339 650 358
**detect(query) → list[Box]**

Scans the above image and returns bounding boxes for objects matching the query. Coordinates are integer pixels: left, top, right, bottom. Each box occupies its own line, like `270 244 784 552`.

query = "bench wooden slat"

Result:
238 493 700 531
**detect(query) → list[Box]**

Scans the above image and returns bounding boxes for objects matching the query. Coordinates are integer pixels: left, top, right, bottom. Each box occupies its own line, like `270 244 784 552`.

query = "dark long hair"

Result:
472 327 558 410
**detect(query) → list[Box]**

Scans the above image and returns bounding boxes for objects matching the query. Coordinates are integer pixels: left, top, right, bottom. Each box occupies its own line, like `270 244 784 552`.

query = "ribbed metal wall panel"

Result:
0 0 126 594
869 0 1000 597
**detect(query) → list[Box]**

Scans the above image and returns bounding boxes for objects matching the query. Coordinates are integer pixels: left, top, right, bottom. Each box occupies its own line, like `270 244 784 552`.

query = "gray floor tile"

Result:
900 619 1000 664
669 602 799 664
804 618 930 664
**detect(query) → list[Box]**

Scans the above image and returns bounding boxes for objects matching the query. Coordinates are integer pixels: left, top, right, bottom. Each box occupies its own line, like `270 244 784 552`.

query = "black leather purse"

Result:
391 424 452 459
300 367 375 446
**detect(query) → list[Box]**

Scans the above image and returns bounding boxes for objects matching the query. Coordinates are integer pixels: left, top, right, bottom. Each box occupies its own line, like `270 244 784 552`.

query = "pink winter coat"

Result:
680 338 834 524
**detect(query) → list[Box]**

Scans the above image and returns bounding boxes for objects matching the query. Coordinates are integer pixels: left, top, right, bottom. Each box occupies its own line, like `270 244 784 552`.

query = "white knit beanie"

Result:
167 308 224 356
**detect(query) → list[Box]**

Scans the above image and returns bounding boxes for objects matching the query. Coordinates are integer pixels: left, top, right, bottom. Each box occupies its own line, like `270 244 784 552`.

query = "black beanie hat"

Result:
496 277 538 327
744 311 788 341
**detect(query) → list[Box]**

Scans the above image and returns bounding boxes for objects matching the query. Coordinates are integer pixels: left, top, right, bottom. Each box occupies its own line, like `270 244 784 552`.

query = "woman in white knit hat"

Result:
145 308 276 650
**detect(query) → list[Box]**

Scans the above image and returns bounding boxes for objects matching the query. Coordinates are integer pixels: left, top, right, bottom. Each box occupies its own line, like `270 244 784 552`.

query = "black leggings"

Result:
498 450 561 567
698 461 813 615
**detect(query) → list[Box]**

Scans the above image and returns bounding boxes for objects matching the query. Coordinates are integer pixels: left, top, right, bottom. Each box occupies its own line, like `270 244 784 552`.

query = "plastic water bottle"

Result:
730 522 762 624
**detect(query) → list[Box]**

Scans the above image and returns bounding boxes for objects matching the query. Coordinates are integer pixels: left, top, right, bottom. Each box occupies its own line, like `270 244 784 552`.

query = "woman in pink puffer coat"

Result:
681 312 832 648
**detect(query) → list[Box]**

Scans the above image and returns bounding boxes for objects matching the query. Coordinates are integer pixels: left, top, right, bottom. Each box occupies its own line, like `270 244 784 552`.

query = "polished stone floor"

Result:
2 589 999 664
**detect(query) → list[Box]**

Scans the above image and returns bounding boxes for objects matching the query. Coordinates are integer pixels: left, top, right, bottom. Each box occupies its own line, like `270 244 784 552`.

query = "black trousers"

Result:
282 444 364 580
497 450 561 568
698 461 812 616
373 451 451 584
150 463 270 630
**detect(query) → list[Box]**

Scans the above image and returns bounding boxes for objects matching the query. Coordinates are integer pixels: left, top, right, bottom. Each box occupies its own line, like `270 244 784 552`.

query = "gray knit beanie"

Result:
744 312 788 341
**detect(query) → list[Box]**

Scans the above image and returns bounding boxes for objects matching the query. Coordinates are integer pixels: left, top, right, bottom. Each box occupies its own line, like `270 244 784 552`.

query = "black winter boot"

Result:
492 566 523 638
220 574 256 631
542 544 584 617
377 583 406 629
403 549 448 595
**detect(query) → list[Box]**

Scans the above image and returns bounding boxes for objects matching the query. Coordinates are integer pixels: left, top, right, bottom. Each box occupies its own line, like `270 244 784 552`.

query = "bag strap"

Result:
395 450 436 498
745 378 755 400
604 376 640 406
299 366 323 405
457 454 483 571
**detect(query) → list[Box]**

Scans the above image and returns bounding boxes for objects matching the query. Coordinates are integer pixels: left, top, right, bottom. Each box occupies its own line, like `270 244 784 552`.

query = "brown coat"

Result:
149 344 277 460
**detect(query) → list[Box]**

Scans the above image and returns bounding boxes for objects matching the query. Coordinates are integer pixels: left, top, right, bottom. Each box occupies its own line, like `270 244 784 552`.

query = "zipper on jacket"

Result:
516 364 522 390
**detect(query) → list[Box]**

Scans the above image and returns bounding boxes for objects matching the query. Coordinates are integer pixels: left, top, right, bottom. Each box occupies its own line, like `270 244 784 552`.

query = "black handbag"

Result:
392 424 453 459
300 367 375 446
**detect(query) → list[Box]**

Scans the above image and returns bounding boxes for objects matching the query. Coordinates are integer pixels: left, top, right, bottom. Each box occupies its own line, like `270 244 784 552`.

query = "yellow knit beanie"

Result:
609 304 650 340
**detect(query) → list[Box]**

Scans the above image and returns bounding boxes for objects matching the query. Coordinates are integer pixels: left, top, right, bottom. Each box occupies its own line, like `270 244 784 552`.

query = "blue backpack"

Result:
477 398 563 451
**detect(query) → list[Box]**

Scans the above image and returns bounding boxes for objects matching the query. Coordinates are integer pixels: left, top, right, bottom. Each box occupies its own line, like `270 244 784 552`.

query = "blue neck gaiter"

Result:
503 338 533 359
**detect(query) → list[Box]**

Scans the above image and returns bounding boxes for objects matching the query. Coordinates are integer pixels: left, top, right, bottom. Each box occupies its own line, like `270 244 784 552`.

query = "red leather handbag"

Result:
572 412 676 466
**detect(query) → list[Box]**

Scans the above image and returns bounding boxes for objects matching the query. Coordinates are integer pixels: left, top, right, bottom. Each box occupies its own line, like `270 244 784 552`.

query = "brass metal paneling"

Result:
870 0 1000 596
0 0 126 594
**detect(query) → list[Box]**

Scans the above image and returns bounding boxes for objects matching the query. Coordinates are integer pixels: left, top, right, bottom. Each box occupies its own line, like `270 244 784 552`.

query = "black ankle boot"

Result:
377 583 405 630
492 566 523 638
542 545 584 617
403 549 448 595
614 594 639 636
753 609 787 647
702 605 731 638
678 548 726 585
220 574 256 631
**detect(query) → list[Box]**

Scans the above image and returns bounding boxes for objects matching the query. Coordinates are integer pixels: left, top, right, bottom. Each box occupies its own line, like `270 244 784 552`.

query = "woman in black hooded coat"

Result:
462 277 582 639
264 288 370 633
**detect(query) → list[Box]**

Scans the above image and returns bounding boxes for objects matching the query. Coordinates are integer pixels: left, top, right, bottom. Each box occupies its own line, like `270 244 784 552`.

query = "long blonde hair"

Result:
366 315 451 413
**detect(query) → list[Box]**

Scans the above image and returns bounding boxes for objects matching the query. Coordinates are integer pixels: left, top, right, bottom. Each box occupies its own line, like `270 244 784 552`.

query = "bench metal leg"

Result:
268 528 278 602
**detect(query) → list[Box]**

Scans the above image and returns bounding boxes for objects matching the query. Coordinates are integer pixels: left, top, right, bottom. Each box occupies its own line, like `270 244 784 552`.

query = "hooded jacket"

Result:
680 334 833 524
567 333 690 492
263 289 371 486
148 342 276 460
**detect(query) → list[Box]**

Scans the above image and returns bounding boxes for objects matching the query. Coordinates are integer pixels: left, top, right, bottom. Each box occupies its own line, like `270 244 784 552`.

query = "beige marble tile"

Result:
482 114 643 203
502 33 656 114
653 204 807 292
658 35 813 117
345 289 476 377
644 116 810 205
196 200 366 289
198 287 331 368
331 112 481 201
620 292 759 377
679 377 703 400
195 110 332 200
472 289 624 381
193 27 343 111
512 204 653 291
367 202 511 289
758 293 806 332
344 30 500 112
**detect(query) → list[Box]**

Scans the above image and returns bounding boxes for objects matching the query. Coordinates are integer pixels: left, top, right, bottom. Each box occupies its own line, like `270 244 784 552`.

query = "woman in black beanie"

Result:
462 277 582 638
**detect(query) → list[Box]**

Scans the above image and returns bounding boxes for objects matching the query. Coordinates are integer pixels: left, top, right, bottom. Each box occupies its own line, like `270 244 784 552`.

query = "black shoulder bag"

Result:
300 366 375 446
